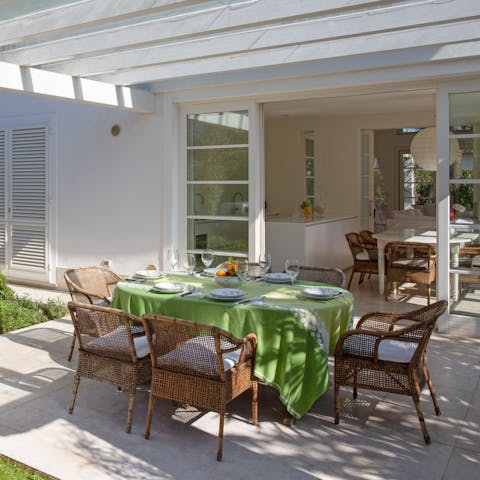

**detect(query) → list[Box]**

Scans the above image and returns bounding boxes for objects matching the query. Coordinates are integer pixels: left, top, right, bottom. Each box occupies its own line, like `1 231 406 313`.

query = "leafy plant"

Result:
0 274 67 334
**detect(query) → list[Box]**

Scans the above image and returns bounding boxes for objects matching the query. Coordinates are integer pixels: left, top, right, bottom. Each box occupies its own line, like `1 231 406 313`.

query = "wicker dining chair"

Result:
142 314 258 461
68 302 151 433
359 230 377 247
334 300 447 444
385 242 436 304
64 265 123 361
297 266 347 288
345 232 378 289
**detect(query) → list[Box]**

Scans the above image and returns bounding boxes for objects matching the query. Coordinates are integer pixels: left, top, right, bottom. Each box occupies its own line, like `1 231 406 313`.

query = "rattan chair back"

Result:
142 314 258 461
345 232 378 289
64 265 122 304
67 302 151 433
297 266 347 288
64 266 123 361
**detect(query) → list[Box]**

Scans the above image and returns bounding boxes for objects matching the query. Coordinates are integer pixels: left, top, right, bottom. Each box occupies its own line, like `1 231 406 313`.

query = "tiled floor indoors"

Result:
0 276 478 480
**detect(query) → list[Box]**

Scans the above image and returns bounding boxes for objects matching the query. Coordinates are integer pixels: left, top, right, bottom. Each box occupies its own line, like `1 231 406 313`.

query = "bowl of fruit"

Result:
214 262 242 287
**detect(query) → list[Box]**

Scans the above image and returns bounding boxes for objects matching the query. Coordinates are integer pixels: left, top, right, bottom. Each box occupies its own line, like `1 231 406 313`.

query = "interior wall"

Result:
265 110 434 221
0 89 163 280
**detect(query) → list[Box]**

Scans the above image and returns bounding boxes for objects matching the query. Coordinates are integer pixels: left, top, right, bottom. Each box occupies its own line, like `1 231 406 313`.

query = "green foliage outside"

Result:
0 456 51 480
0 274 67 334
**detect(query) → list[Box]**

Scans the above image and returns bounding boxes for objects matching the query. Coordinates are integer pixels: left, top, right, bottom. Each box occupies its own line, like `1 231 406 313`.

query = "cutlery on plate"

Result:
237 296 265 305
125 277 147 283
180 287 197 297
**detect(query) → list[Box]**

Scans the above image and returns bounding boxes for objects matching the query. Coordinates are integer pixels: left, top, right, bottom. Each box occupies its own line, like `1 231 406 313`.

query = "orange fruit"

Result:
216 269 227 276
227 263 237 276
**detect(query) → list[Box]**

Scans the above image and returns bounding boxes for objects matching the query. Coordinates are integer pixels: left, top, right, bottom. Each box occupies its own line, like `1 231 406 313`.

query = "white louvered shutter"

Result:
9 126 48 271
0 129 6 266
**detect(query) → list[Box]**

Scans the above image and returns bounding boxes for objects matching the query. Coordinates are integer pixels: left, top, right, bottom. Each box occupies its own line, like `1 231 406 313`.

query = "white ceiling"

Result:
263 90 436 118
0 0 477 93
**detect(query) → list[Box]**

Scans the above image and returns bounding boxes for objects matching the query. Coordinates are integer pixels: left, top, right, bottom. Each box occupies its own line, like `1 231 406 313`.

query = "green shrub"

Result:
0 273 67 334
0 274 14 300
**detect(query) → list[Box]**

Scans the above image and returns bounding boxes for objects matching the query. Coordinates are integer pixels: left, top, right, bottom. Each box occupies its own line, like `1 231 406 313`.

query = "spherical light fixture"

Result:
410 127 436 171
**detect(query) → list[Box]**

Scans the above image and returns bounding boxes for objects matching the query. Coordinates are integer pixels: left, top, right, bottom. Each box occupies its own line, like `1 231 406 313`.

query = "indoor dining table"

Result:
111 272 354 420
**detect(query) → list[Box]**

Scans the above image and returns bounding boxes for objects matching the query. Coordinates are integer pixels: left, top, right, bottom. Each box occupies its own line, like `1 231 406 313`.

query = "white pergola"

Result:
0 0 479 111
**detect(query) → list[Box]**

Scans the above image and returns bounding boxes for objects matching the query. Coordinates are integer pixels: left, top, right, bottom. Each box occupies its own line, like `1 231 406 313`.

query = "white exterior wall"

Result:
0 89 163 282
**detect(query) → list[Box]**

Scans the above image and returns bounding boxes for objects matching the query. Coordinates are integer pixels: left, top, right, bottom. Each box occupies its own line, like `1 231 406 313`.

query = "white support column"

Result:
436 85 451 332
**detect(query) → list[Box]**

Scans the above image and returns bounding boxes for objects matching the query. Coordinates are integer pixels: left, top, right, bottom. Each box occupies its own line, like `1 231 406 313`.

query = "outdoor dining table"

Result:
110 273 354 420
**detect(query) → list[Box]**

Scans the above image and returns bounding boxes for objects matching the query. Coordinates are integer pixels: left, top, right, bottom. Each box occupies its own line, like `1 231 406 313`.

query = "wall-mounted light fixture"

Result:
111 124 121 136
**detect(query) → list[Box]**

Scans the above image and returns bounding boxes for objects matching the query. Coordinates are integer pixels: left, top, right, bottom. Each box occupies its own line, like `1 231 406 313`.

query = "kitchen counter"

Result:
266 214 359 272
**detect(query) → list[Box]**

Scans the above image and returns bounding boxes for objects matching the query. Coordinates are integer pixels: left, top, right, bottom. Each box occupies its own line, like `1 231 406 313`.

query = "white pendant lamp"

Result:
410 127 437 171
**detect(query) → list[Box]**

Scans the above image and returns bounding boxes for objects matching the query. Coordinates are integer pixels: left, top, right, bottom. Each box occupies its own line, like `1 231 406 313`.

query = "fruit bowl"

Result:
214 275 242 288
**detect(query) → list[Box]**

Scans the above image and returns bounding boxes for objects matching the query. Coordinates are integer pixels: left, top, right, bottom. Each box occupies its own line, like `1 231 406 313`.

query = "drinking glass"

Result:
258 253 271 286
184 253 196 276
167 249 178 272
285 259 300 285
201 249 214 271
236 258 249 283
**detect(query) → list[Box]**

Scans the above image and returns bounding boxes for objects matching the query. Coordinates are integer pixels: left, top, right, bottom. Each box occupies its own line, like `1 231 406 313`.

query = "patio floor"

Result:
0 279 479 480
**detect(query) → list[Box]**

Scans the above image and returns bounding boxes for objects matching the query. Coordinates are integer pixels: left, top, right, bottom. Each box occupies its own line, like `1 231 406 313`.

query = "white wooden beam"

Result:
0 61 155 112
0 0 205 45
0 0 391 66
89 23 480 85
44 3 480 78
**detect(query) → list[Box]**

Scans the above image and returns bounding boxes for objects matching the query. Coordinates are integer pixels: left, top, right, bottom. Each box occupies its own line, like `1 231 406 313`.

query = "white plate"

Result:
300 287 342 300
207 288 246 301
151 281 186 293
265 272 291 283
135 270 166 279
203 267 221 276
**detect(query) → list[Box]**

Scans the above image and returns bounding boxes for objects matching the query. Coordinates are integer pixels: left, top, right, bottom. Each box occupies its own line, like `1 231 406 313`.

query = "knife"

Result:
237 296 265 305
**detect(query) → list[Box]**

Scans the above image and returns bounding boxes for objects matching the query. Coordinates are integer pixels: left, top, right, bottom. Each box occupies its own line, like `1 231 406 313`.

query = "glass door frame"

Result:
437 79 480 331
177 100 264 265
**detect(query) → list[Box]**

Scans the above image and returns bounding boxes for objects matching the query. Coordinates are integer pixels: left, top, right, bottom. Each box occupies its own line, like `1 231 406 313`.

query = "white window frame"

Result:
170 100 263 265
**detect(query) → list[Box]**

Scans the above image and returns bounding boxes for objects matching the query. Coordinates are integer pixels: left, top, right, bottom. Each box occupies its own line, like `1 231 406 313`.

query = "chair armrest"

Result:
356 312 422 331
70 285 111 304
238 333 257 364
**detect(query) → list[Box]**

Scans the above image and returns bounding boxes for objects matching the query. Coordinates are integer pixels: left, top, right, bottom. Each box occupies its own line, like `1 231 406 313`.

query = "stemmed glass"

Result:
258 253 271 286
167 249 178 272
285 259 300 285
236 258 249 284
201 249 214 271
184 253 196 276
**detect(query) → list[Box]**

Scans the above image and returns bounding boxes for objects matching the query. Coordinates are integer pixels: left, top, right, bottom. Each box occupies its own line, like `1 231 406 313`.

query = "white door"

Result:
360 130 374 230
0 124 50 282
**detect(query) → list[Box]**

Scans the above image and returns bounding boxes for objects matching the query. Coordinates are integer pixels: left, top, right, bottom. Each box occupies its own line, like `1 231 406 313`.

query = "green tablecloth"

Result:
111 274 354 419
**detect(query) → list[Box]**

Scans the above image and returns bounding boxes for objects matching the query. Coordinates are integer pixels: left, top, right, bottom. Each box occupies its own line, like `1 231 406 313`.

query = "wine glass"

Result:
258 253 271 286
184 253 196 276
285 259 300 285
236 258 249 284
167 249 178 272
201 249 214 271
